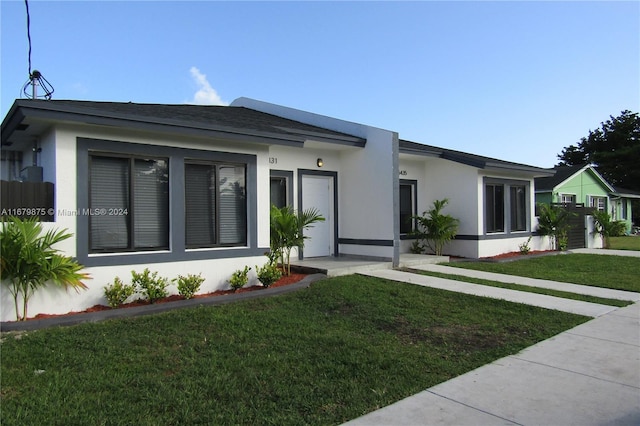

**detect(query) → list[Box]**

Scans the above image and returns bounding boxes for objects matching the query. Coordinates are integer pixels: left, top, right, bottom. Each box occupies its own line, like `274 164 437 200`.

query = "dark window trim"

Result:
184 160 247 249
77 137 260 267
483 177 531 236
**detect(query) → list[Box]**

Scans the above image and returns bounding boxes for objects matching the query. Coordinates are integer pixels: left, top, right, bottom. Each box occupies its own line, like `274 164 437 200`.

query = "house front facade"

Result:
535 165 638 234
1 97 551 320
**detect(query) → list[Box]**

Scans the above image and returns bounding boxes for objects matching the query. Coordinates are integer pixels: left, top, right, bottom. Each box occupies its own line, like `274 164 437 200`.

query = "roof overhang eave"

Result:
484 161 556 177
2 103 309 148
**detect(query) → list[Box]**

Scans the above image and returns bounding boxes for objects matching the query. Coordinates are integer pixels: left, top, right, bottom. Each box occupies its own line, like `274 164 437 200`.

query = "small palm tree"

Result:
592 210 626 249
412 199 459 256
0 217 89 321
270 205 325 275
536 204 573 251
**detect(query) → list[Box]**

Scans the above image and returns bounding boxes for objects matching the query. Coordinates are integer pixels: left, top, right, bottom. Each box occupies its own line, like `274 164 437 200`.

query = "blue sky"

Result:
2 1 638 168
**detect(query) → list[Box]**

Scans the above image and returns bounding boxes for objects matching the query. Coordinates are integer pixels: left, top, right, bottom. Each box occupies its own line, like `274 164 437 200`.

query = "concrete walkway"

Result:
360 269 620 317
344 302 640 426
571 248 640 258
413 264 640 302
345 252 640 425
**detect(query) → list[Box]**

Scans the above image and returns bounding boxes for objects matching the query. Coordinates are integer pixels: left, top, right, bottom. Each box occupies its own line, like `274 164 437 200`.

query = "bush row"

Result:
103 262 283 309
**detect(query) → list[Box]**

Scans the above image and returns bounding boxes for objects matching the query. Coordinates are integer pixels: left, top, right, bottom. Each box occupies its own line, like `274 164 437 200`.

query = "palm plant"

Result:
591 210 626 249
270 205 325 275
412 199 459 256
0 217 89 321
536 203 573 250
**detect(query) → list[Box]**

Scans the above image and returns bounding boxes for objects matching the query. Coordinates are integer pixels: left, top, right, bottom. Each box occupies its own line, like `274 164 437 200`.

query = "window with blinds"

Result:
89 155 169 252
185 162 246 248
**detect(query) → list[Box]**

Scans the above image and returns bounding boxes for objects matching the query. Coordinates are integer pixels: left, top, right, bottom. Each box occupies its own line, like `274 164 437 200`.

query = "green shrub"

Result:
592 210 627 249
0 217 89 320
229 266 251 292
131 268 169 303
103 277 135 308
409 240 423 254
255 263 282 288
174 273 204 299
518 236 532 255
411 199 459 256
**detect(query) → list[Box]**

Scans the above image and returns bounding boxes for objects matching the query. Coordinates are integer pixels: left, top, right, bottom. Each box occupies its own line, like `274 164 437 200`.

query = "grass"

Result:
0 276 587 425
404 269 631 307
446 254 640 293
609 236 640 251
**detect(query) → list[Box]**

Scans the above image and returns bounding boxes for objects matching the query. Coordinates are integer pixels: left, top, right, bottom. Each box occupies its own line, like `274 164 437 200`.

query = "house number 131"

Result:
269 157 278 164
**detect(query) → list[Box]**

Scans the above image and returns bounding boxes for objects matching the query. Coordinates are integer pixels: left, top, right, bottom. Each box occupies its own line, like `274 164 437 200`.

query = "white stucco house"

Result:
0 97 553 320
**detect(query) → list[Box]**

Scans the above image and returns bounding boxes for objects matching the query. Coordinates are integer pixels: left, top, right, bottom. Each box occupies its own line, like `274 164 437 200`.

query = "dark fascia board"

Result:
482 160 556 176
400 139 553 176
2 100 354 148
272 126 365 147
0 104 26 145
610 190 640 199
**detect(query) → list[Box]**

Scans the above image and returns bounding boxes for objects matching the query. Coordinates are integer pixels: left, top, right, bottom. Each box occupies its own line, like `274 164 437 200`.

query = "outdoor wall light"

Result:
317 158 324 167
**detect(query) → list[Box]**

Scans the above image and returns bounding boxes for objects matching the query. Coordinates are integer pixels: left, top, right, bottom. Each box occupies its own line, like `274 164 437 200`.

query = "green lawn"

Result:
0 276 587 425
609 236 640 251
446 254 640 293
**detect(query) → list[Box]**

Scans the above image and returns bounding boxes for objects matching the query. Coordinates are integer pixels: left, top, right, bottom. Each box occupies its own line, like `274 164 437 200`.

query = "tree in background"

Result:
557 110 640 224
557 110 639 190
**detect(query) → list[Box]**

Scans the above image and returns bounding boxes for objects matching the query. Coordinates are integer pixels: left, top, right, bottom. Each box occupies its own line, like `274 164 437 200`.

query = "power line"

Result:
25 0 32 75
21 0 54 100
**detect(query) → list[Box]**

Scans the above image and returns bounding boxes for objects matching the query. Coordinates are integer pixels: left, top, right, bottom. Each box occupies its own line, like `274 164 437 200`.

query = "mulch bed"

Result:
30 273 308 321
483 250 556 260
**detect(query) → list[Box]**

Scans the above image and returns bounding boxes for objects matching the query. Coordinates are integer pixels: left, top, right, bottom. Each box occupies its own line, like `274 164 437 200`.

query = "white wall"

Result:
232 97 398 261
1 124 273 322
0 255 267 321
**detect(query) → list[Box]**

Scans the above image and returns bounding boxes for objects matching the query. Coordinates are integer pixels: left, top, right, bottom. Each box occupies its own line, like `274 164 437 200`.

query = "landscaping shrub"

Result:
0 216 89 320
174 273 204 299
255 262 282 288
131 268 169 303
103 277 135 308
229 266 251 291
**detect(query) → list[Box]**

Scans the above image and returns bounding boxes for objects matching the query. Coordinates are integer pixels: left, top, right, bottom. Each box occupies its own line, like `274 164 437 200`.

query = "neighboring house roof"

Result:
535 164 615 193
399 139 553 176
1 99 365 150
611 186 640 200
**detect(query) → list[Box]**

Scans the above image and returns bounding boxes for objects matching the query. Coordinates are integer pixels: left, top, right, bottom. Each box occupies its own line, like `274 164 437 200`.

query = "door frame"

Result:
298 169 338 259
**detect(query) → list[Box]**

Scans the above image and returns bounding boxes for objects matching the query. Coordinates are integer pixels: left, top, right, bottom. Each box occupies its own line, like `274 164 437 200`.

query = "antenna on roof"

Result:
21 0 54 100
23 70 54 100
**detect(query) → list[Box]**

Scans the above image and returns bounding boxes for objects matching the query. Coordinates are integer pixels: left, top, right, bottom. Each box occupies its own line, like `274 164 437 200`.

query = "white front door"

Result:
301 175 332 257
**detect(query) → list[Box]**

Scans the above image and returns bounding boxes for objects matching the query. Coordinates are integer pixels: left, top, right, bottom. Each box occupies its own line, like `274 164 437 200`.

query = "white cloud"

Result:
188 67 228 106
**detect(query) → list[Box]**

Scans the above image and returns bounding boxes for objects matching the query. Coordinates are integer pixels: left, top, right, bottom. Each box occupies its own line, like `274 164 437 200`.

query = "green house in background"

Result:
535 164 639 234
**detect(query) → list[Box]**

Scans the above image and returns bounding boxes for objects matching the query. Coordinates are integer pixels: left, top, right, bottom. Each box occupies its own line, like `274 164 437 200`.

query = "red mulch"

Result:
482 250 555 260
31 272 308 320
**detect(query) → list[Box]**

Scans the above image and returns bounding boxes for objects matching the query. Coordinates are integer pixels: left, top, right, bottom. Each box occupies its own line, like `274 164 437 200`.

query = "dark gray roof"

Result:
1 99 365 149
534 165 587 192
399 139 553 176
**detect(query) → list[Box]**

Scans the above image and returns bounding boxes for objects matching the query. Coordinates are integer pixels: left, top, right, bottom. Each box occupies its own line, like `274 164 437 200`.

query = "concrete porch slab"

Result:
291 254 447 277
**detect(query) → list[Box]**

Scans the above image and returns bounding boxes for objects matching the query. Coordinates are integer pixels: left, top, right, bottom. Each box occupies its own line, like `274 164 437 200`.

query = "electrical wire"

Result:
21 0 54 100
25 0 32 76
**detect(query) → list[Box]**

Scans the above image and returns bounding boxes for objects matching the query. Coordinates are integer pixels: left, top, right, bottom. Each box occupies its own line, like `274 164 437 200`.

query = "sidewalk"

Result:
344 302 640 426
345 253 640 425
360 269 621 317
